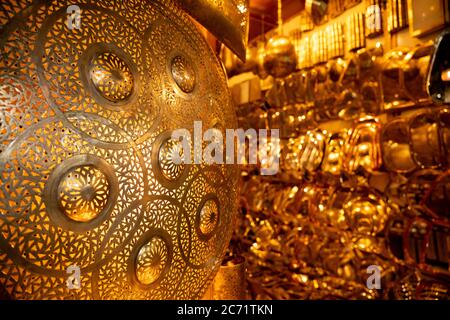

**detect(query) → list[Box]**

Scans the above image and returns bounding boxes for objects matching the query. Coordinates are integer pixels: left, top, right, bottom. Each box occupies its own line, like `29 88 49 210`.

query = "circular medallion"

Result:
90 52 134 103
58 165 111 222
196 195 220 240
159 138 186 181
136 237 169 285
129 229 173 289
79 43 139 110
152 130 190 189
170 55 196 93
44 154 119 232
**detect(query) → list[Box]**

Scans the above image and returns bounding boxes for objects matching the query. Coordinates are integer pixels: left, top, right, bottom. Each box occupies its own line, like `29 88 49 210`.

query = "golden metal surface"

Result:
229 17 450 300
263 35 297 79
409 112 443 168
212 256 246 300
346 13 366 52
306 0 329 26
344 193 388 236
344 118 382 173
177 0 249 61
0 0 238 299
381 119 417 173
322 131 348 175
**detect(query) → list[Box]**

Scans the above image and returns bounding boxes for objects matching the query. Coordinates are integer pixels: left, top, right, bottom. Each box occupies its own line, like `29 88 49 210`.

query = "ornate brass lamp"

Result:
0 0 239 299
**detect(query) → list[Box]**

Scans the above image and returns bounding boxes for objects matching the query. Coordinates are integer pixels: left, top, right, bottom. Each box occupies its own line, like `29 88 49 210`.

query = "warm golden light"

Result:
0 0 238 300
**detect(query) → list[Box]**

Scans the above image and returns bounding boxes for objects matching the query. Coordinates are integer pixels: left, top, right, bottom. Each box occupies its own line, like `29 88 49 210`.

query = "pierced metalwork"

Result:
90 52 134 102
79 43 140 110
0 0 238 300
136 237 169 285
58 167 110 222
152 130 190 190
159 138 186 180
171 55 196 94
196 195 220 241
130 229 173 289
44 154 119 230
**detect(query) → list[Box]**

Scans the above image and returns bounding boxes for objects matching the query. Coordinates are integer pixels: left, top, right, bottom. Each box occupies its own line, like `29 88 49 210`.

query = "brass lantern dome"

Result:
0 0 239 300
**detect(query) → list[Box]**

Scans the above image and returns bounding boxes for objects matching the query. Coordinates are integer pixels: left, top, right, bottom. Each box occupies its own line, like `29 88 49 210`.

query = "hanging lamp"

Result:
263 0 297 78
256 14 270 79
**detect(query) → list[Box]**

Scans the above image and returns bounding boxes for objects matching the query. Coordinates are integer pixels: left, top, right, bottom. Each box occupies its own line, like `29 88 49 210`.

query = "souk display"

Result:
227 1 449 299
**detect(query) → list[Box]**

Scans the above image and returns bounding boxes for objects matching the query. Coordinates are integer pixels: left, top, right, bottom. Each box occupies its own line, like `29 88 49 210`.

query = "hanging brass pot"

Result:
263 35 297 79
322 130 348 176
409 111 442 168
344 118 382 173
380 48 414 110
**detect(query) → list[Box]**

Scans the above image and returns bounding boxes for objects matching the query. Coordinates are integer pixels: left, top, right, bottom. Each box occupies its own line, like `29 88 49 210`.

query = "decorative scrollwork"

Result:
58 166 110 221
136 237 168 285
159 136 187 182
